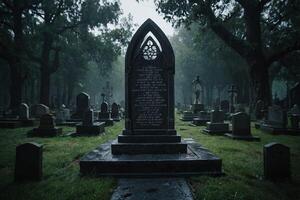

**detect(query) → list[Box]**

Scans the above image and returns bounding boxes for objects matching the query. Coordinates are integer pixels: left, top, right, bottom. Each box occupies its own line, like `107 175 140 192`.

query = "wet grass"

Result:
0 114 299 200
0 123 122 200
176 116 300 200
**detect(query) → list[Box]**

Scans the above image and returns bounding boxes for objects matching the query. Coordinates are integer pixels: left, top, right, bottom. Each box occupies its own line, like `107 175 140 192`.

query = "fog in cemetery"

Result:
0 1 300 200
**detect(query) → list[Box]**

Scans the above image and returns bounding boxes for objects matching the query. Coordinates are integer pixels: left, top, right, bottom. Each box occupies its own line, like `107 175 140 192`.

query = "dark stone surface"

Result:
118 135 181 143
75 122 105 135
111 142 187 155
80 138 222 177
192 104 204 113
180 111 195 122
29 114 62 137
71 92 90 119
15 142 43 181
111 178 193 200
220 100 229 113
225 112 260 141
111 102 121 121
264 143 290 181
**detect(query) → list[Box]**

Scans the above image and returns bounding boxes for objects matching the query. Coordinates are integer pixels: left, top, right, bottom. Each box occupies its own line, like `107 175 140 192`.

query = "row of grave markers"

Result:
14 141 291 182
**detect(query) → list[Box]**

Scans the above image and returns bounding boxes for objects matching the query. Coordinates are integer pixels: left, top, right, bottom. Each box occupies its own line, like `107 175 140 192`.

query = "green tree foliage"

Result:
149 0 300 107
0 0 133 110
171 24 249 106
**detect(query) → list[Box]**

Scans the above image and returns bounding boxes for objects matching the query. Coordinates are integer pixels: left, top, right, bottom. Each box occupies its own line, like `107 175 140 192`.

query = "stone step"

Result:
79 139 223 177
111 142 187 155
117 135 181 143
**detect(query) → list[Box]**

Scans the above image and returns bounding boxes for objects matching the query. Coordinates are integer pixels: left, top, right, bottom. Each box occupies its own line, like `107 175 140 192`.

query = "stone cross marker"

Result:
19 103 29 120
264 143 290 181
15 142 43 181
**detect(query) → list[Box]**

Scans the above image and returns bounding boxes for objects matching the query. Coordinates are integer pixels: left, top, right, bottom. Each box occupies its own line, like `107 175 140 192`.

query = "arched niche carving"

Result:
125 18 175 74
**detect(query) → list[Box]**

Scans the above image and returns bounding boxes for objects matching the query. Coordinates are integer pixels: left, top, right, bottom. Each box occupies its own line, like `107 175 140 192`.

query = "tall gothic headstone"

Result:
80 19 222 176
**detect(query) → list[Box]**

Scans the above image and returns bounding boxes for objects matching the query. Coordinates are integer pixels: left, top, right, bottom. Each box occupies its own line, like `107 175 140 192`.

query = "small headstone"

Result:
30 114 62 137
210 110 224 123
71 92 90 119
19 103 29 120
31 104 49 118
232 112 250 135
111 102 121 121
225 112 260 141
267 105 287 128
75 108 105 135
203 110 229 134
264 143 290 181
98 102 113 126
15 142 43 181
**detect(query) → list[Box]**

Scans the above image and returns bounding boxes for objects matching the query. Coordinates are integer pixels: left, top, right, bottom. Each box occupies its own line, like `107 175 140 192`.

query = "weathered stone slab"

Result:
80 138 222 177
15 142 43 181
264 143 290 181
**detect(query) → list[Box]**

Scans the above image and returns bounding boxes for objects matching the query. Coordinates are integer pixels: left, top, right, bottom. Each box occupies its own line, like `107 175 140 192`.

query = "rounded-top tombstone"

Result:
76 92 90 113
19 103 29 120
39 114 55 129
124 18 175 135
15 142 43 181
101 102 108 113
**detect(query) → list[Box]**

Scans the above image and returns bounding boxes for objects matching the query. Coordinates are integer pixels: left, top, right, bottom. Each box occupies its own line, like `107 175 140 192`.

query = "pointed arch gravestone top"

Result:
79 19 222 176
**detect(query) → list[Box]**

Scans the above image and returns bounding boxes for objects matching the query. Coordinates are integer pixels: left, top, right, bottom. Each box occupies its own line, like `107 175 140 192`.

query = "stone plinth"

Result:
80 139 222 177
29 114 62 137
203 122 229 135
180 111 195 121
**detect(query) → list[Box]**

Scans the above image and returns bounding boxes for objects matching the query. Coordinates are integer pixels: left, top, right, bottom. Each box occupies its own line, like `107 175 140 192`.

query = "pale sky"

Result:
120 0 175 37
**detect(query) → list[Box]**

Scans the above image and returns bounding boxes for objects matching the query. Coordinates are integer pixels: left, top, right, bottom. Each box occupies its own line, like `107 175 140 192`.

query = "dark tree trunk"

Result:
249 59 271 109
39 33 53 106
9 61 23 112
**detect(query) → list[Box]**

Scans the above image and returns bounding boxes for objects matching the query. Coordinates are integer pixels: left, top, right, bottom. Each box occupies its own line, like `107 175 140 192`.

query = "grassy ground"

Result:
0 115 299 200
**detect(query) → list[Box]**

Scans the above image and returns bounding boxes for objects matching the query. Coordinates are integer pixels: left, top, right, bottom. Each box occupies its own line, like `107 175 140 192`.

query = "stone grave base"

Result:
29 127 62 137
75 122 105 135
0 119 36 128
80 138 222 177
224 133 260 141
192 118 210 126
202 123 230 135
260 124 300 135
180 111 195 122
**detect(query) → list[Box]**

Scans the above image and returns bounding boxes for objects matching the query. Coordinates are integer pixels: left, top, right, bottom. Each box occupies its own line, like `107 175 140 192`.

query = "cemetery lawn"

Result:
0 114 298 200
